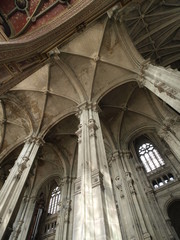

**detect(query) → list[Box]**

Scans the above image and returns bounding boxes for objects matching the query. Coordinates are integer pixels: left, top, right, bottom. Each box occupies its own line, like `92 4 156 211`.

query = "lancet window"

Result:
48 186 61 215
134 135 176 190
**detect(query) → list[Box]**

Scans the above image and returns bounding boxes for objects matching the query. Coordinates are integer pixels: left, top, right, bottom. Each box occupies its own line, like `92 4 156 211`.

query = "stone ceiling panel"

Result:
40 94 77 134
12 64 50 92
60 53 96 100
0 98 32 159
60 16 107 58
49 63 80 103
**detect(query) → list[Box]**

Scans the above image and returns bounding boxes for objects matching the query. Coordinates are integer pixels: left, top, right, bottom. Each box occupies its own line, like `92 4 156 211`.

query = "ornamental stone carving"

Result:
115 176 124 198
126 172 136 194
16 156 29 179
75 124 82 143
88 119 98 137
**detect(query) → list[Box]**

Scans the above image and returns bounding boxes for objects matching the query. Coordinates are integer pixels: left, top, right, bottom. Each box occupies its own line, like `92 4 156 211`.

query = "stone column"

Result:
139 63 180 113
55 177 72 240
109 151 139 240
73 102 122 240
0 136 42 239
135 163 173 240
120 150 151 240
9 193 29 240
17 196 36 240
158 125 180 162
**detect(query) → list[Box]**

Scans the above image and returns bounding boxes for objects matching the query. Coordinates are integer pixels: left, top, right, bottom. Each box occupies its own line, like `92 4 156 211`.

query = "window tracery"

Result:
48 186 61 215
138 142 165 173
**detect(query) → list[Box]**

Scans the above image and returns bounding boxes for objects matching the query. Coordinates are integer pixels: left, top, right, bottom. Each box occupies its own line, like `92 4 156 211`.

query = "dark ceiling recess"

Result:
122 0 180 70
168 200 180 238
0 13 11 37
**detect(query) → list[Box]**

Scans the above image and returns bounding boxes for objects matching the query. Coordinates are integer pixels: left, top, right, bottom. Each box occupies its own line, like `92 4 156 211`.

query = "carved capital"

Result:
26 136 44 146
112 150 120 159
76 101 101 115
119 150 132 160
158 128 169 140
61 176 72 185
35 137 45 146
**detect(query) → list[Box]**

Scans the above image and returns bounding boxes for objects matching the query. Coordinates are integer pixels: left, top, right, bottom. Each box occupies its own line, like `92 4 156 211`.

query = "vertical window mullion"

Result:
138 142 165 173
48 187 61 215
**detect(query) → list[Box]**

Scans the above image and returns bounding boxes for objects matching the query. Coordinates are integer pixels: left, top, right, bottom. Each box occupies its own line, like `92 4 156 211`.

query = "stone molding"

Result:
0 0 118 63
74 169 104 195
76 101 101 117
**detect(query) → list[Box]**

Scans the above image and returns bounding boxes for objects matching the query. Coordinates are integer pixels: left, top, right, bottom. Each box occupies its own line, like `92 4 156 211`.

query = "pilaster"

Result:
55 177 73 240
158 123 180 162
127 148 174 240
17 196 36 240
139 63 180 113
114 150 152 240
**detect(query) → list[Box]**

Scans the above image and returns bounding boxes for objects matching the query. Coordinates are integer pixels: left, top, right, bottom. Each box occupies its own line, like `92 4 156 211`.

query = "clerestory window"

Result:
48 186 61 215
138 142 165 173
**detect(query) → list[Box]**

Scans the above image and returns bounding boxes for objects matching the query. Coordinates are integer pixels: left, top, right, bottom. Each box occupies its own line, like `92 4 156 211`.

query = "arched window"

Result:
28 180 61 240
48 186 61 215
138 142 165 172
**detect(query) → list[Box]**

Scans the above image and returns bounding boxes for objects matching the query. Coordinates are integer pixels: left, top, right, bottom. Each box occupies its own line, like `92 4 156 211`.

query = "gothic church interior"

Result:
0 0 180 239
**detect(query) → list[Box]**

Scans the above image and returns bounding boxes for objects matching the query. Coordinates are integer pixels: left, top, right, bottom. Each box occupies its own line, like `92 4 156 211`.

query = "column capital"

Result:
111 149 132 160
158 127 170 140
108 150 121 165
119 149 132 159
76 102 101 117
25 135 45 146
112 150 120 159
61 176 73 185
138 60 150 88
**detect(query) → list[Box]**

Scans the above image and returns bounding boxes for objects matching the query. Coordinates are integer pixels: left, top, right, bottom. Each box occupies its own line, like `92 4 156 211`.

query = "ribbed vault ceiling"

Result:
0 6 178 162
99 82 163 149
0 15 140 160
122 0 180 69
